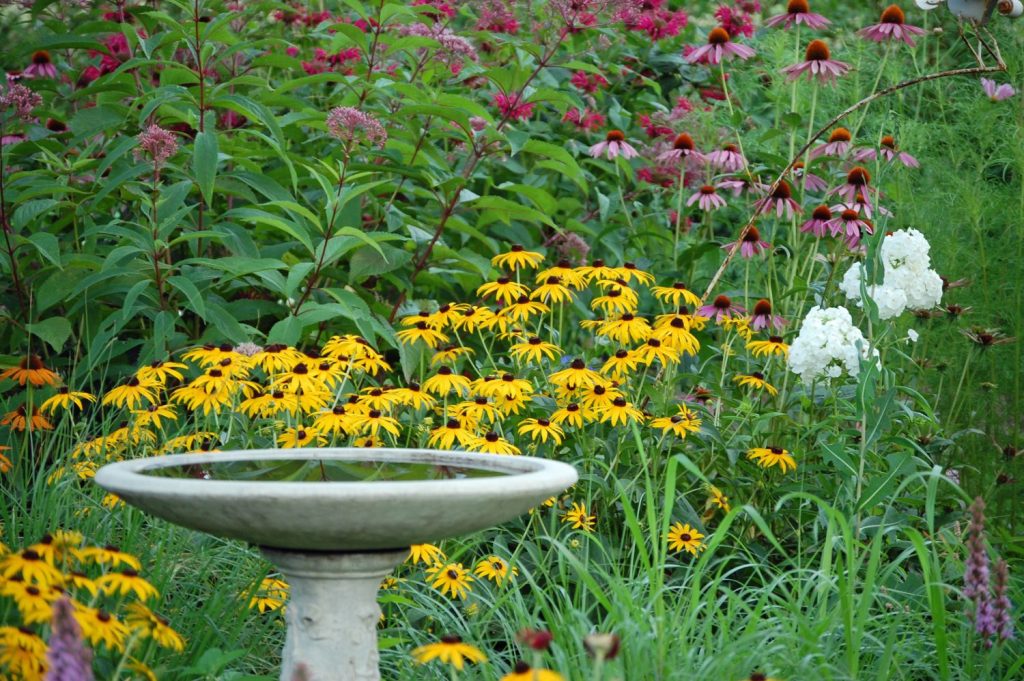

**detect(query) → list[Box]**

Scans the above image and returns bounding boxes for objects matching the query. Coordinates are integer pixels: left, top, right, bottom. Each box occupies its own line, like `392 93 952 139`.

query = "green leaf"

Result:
349 244 412 280
69 105 126 139
27 317 72 352
193 129 219 206
167 276 206 319
24 232 62 269
267 315 304 346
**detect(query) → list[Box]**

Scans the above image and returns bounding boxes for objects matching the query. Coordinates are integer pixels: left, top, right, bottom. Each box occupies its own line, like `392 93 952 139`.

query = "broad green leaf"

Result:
193 129 219 206
167 276 206 319
27 317 73 352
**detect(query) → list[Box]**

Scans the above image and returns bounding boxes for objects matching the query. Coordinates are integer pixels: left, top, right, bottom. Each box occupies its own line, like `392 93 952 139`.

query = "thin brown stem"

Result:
292 158 351 315
699 60 1007 305
0 119 28 315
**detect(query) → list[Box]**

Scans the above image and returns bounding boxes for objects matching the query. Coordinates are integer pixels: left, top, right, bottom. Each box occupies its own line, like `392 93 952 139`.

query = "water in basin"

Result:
142 458 512 482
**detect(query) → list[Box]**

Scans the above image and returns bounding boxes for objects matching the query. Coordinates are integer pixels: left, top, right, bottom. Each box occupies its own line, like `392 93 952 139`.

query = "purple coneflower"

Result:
699 294 745 322
589 129 639 160
810 127 853 160
801 205 833 237
781 39 851 85
326 106 388 148
719 176 768 197
23 50 58 79
685 27 756 65
657 132 705 164
753 180 802 218
831 194 891 220
750 299 787 331
688 183 728 212
858 5 926 47
830 166 876 204
764 0 831 29
981 77 1016 102
828 208 873 248
723 226 770 258
853 135 920 168
791 161 828 192
706 143 745 172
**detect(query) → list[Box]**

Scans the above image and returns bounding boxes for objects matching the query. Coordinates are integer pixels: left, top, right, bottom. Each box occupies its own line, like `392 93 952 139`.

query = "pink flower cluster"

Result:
493 92 534 122
563 108 606 131
398 23 478 75
570 70 610 94
326 107 388 148
474 0 520 33
134 125 179 168
291 47 361 76
1 82 42 121
622 0 688 41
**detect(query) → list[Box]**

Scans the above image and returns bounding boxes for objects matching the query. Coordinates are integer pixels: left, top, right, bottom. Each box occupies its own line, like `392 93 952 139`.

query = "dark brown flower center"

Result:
510 244 524 252
771 181 792 200
713 295 732 309
673 133 695 150
680 533 692 541
708 27 731 44
537 418 551 426
700 185 717 195
769 336 784 344
753 299 772 316
881 135 896 149
571 359 586 370
446 419 460 429
612 397 627 407
805 39 831 61
787 0 810 12
812 205 832 220
828 127 852 143
847 166 871 185
841 209 859 221
606 129 625 142
32 50 51 65
880 4 905 23
743 226 762 242
770 447 784 454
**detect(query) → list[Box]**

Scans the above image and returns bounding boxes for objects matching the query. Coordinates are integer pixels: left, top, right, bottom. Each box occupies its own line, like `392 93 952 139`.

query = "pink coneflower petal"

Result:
685 27 756 65
858 5 926 47
764 0 832 29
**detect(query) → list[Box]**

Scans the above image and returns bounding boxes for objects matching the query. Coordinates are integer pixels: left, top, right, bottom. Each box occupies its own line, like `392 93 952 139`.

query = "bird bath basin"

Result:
95 448 577 681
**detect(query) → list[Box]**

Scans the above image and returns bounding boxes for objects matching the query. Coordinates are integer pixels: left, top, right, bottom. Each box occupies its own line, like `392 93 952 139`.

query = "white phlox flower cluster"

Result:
788 306 875 383
839 228 943 320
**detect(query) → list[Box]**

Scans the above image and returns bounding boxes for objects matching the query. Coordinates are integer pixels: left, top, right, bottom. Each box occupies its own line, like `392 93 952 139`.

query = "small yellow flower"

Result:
426 563 474 599
518 418 564 445
467 431 520 455
477 277 529 306
96 568 160 601
0 355 60 387
492 244 544 271
74 605 131 652
599 397 643 427
747 335 789 358
733 372 778 396
249 577 289 613
651 282 701 307
412 635 487 670
102 376 159 410
39 387 96 414
562 502 596 532
747 446 797 473
502 662 566 681
509 337 562 364
650 406 702 439
474 555 518 585
408 544 446 565
667 522 706 556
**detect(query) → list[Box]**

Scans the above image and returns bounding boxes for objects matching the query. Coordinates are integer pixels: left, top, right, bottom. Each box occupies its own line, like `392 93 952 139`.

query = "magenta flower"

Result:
656 132 705 164
981 78 1016 102
723 226 771 258
831 196 891 220
781 39 850 85
753 180 802 219
589 130 638 160
810 127 853 160
688 184 728 212
858 5 926 47
326 107 387 148
750 299 787 331
792 162 828 192
801 205 833 237
492 92 535 121
23 50 58 79
699 294 746 322
719 177 768 197
828 208 873 248
853 135 920 168
684 27 756 65
706 143 745 172
764 0 831 29
829 166 877 204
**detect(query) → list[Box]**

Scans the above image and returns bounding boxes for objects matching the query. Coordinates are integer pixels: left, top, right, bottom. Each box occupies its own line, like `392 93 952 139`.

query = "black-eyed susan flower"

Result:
426 563 474 599
427 419 476 449
747 335 790 358
426 302 471 329
536 260 587 289
549 358 603 388
720 316 754 343
650 406 702 438
707 485 731 513
132 403 178 430
551 402 595 428
651 282 702 307
38 387 95 414
597 314 651 344
278 426 327 449
124 602 186 651
600 397 643 426
492 244 544 271
506 296 550 322
531 276 574 304
733 372 778 396
159 431 220 455
612 262 654 285
477 277 529 306
408 543 445 566
1 406 53 432
102 376 159 410
250 344 303 373
650 318 700 355
509 337 561 364
74 606 130 651
0 626 47 678
0 355 60 387
502 662 565 681
635 338 681 366
667 522 706 555
591 282 638 315
411 635 486 669
562 502 596 532
747 446 797 473
422 366 472 396
359 387 399 412
600 350 641 382
397 322 450 349
249 577 289 613
1 580 56 624
0 448 10 474
474 555 518 585
431 345 474 366
64 570 98 598
576 259 618 283
351 409 402 438
271 362 328 395
468 431 520 455
0 548 63 585
79 545 141 570
449 306 494 333
391 383 438 410
579 382 620 412
97 568 159 600
313 406 355 436
518 417 564 445
137 359 189 385
401 310 437 329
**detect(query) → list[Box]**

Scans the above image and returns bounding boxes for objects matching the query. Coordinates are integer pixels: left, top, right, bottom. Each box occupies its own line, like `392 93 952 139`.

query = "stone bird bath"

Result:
95 448 577 681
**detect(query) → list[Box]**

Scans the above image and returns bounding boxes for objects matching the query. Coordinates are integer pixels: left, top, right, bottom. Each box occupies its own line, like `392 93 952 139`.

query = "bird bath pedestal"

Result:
95 448 577 681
